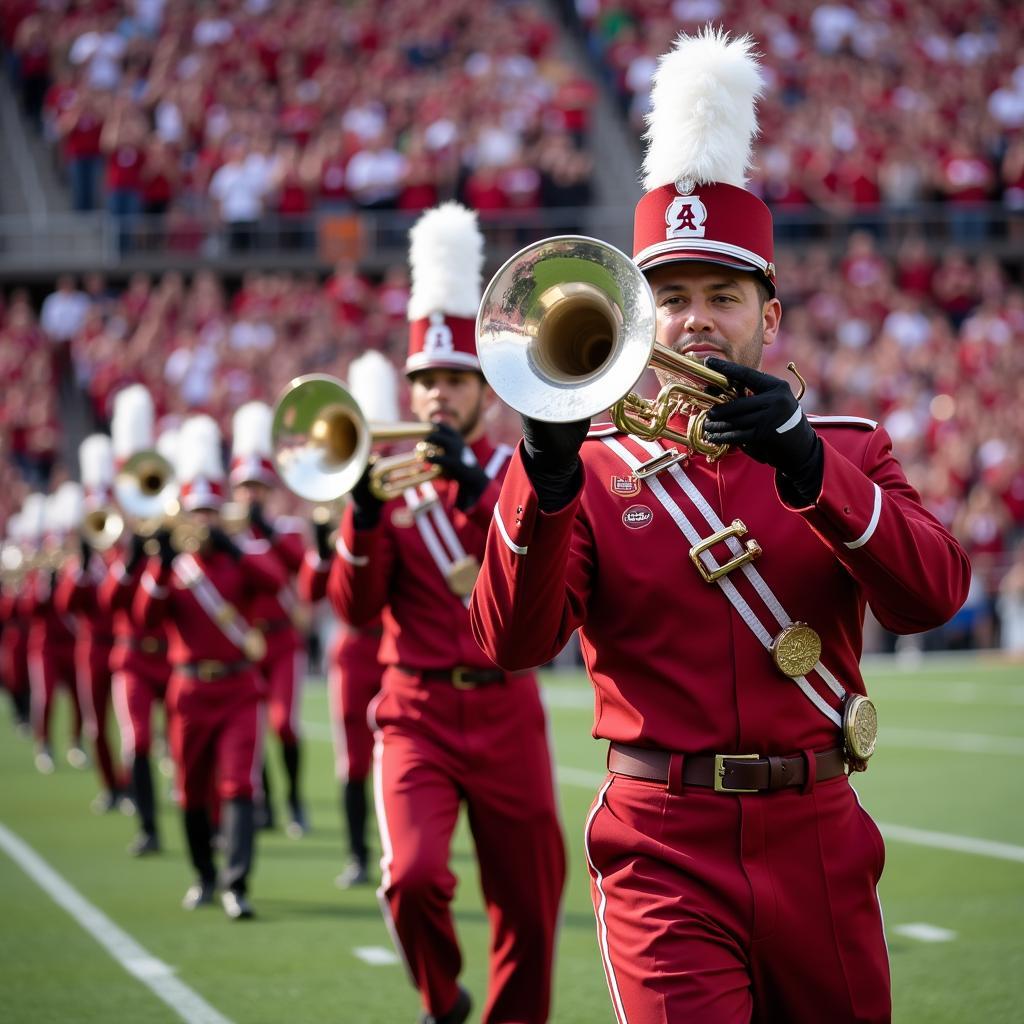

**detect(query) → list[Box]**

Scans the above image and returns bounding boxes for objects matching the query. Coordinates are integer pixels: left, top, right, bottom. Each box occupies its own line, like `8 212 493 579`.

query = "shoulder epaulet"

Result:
585 422 621 439
807 415 878 430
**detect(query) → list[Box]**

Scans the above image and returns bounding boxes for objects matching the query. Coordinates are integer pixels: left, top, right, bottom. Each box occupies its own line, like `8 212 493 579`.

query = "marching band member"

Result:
55 445 130 813
469 30 971 1024
230 401 310 837
296 351 394 889
101 386 174 855
134 414 287 920
328 204 565 1024
1 512 32 733
22 490 85 774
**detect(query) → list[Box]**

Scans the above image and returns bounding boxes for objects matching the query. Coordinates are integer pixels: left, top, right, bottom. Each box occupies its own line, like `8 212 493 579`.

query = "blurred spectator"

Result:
998 541 1024 653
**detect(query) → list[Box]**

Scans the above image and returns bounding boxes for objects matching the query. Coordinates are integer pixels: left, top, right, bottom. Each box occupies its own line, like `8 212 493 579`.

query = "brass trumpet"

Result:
477 235 749 461
81 506 125 552
271 373 438 503
115 450 179 521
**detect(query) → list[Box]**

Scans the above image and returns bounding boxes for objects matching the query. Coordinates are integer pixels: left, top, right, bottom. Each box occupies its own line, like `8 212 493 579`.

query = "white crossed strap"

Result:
174 553 254 656
602 436 846 728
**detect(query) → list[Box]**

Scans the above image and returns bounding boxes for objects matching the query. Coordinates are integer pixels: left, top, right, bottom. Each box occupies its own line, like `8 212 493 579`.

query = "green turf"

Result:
1 659 1022 1022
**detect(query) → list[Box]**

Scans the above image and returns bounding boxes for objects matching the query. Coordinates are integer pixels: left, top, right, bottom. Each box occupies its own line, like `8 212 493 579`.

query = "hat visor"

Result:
404 355 482 376
638 249 776 296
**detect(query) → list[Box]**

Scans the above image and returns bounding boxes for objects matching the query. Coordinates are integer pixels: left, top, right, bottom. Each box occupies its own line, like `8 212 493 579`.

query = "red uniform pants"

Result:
28 647 82 748
327 630 382 782
259 643 305 746
372 670 566 1024
1 630 29 701
112 668 169 759
166 672 263 810
75 643 120 793
584 770 891 1024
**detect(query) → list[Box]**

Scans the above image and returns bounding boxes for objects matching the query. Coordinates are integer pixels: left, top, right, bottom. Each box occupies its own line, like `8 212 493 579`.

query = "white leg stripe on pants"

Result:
111 671 136 762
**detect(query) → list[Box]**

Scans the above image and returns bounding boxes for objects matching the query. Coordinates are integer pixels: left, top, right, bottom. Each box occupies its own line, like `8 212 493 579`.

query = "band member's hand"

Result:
155 528 176 569
79 533 93 568
424 422 489 510
521 415 589 512
124 531 147 572
703 359 823 503
351 465 384 531
313 516 334 561
248 501 275 540
208 525 242 560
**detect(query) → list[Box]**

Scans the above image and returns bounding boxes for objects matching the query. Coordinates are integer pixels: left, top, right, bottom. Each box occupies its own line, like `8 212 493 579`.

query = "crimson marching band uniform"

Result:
0 585 30 729
471 30 972 1024
327 202 564 1024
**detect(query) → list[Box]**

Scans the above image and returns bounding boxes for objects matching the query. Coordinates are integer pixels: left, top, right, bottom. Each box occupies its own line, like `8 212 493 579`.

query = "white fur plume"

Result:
176 415 224 483
79 434 114 490
231 402 273 460
20 494 46 541
55 481 84 531
156 427 179 466
407 202 484 320
111 384 155 459
348 351 399 423
642 27 764 191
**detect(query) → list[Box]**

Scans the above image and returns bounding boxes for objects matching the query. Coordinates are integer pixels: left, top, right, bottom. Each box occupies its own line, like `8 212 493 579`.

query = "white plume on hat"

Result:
348 351 399 423
20 494 46 541
642 27 764 192
231 402 273 459
44 492 66 536
55 481 85 532
176 415 224 483
79 433 114 491
111 384 155 459
407 202 484 320
156 426 180 466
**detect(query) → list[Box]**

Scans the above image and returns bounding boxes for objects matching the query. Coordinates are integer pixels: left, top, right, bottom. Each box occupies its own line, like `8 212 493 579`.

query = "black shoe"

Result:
91 791 118 815
335 858 370 889
418 986 471 1024
181 880 216 910
221 890 254 920
127 832 161 857
253 802 275 831
285 802 309 839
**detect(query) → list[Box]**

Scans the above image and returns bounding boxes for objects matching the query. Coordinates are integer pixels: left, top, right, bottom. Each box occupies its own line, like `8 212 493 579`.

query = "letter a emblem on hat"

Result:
424 311 454 355
665 194 707 239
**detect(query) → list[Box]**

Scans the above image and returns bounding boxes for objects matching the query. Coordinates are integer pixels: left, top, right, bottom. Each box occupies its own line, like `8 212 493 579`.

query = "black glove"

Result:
521 415 589 512
351 465 385 531
313 516 334 561
703 358 824 505
154 528 176 570
79 533 93 570
208 525 242 560
424 422 490 510
248 501 275 540
125 531 148 573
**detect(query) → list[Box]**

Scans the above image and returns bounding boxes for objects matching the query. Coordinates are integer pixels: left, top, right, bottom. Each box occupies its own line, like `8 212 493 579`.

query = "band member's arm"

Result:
326 504 397 628
97 534 148 615
470 443 594 671
133 558 173 629
787 426 971 632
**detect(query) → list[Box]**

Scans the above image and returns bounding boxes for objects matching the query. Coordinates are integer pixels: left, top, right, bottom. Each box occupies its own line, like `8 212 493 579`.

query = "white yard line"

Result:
353 946 401 966
0 822 234 1024
892 923 957 943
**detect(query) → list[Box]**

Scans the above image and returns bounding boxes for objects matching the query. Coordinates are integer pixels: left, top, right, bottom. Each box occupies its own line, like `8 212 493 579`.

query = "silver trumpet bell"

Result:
114 450 179 521
272 373 435 503
81 506 125 551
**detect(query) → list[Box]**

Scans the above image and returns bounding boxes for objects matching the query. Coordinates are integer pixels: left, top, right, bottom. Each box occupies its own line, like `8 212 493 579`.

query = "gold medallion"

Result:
770 622 822 678
843 694 878 771
445 555 480 597
243 629 267 663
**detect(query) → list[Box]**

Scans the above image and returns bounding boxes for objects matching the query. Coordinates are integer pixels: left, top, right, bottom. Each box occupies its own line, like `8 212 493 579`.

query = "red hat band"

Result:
633 181 776 294
180 478 224 512
405 313 480 375
229 455 276 488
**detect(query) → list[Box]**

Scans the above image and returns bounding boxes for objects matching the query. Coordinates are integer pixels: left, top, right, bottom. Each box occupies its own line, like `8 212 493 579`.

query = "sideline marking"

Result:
0 822 234 1024
893 923 957 943
881 728 1024 756
353 946 401 966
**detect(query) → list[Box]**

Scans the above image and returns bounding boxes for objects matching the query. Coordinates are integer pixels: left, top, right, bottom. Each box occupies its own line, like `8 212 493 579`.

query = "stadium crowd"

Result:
574 0 1024 228
1 229 1023 650
3 0 596 242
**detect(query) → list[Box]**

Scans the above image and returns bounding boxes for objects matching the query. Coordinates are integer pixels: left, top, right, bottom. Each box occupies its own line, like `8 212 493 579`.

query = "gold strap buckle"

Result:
196 660 223 683
690 519 762 583
714 753 761 793
451 668 478 690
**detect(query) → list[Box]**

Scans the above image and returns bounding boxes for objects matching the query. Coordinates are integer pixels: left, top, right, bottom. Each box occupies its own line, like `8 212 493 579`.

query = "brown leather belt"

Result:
400 666 505 690
608 742 846 793
178 660 251 682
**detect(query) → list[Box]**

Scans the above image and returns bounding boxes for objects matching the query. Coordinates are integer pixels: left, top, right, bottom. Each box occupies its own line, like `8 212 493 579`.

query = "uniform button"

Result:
843 505 852 514
517 506 523 514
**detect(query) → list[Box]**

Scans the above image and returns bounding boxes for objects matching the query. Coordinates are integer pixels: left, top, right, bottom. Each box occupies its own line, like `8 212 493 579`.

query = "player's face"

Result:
233 481 269 508
646 261 782 387
409 369 491 441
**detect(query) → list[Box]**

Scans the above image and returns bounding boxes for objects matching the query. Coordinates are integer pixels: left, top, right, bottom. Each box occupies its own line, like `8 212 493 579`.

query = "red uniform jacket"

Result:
55 551 117 655
470 417 972 755
134 547 287 669
328 437 513 672
21 568 76 657
239 515 307 656
98 555 170 682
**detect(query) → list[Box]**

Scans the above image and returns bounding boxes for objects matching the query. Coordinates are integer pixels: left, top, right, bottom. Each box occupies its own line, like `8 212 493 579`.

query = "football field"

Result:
2 656 1023 1023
